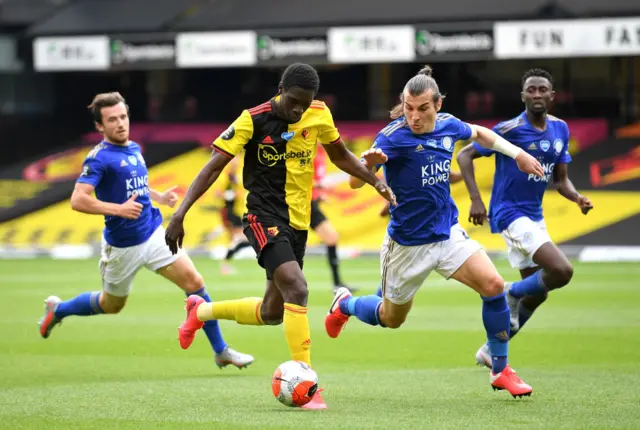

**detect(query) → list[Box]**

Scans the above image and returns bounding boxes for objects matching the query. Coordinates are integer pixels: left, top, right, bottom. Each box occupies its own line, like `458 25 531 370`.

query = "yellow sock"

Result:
283 303 311 366
196 297 264 325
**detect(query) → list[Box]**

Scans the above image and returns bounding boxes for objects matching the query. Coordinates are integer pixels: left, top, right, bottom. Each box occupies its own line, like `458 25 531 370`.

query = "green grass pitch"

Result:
1 256 639 429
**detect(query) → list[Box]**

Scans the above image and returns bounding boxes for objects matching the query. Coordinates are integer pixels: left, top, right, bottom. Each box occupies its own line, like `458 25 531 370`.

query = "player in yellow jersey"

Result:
165 63 395 409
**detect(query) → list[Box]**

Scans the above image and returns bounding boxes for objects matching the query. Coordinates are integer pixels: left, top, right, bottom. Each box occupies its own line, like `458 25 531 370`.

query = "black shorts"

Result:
310 199 327 230
243 213 308 280
221 204 243 228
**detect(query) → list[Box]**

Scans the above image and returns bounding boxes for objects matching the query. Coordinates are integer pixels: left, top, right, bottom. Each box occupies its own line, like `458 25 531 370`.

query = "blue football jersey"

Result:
76 141 162 247
373 113 473 246
472 111 572 233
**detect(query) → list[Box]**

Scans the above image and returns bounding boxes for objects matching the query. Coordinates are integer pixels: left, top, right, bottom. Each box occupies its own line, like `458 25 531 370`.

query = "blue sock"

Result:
189 288 228 354
339 295 383 327
54 292 104 319
481 293 510 374
509 270 547 298
375 283 383 298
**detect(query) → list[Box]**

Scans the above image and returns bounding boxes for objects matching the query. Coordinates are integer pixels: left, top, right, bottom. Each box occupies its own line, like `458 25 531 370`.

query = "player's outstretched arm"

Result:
323 141 396 205
457 144 489 225
165 151 232 254
471 125 544 178
70 183 142 219
553 163 593 214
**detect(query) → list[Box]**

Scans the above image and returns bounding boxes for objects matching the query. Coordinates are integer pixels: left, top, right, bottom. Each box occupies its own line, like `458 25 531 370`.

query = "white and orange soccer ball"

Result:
271 360 319 407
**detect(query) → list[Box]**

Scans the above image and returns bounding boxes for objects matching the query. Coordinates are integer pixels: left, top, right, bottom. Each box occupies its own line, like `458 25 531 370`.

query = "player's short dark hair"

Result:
88 92 127 124
521 68 554 87
280 63 320 94
390 65 445 119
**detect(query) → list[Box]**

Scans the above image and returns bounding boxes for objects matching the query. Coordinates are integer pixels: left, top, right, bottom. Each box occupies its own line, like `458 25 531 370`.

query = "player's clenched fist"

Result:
515 151 545 177
576 195 593 215
118 193 143 219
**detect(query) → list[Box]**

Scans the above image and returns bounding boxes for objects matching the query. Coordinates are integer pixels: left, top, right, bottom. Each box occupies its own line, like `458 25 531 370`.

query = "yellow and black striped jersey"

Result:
212 97 340 230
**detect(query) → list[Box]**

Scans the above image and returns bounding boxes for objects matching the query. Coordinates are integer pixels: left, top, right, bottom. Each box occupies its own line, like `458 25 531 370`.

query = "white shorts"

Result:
380 223 482 305
99 225 182 297
500 217 552 270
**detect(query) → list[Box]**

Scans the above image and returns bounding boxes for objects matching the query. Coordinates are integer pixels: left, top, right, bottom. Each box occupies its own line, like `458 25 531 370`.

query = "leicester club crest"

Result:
553 139 563 154
128 155 138 166
442 136 453 151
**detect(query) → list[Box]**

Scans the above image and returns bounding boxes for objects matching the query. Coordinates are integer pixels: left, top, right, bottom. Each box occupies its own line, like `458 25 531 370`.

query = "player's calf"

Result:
99 299 126 314
378 302 409 329
507 270 547 331
481 292 511 374
517 289 547 328
260 300 284 325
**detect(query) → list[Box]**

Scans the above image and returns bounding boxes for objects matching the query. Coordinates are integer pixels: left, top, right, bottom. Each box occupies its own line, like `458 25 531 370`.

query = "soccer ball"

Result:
271 360 319 407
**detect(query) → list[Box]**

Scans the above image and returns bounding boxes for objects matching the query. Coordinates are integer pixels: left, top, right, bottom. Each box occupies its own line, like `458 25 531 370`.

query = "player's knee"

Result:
282 281 308 306
551 263 573 288
479 274 505 298
276 273 308 306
